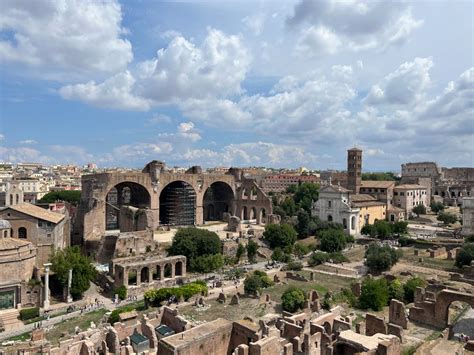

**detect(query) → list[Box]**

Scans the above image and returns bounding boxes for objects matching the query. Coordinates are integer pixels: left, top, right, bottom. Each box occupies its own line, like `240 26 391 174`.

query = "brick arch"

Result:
436 290 474 326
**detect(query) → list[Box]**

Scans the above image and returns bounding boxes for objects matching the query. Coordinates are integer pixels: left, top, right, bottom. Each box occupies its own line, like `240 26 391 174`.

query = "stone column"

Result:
67 269 73 303
171 264 175 279
43 263 52 310
136 269 141 285
123 268 128 286
160 264 165 280
149 267 153 283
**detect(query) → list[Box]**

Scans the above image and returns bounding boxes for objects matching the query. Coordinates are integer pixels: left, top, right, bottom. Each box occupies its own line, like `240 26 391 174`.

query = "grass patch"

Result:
425 330 442 341
6 332 31 342
45 309 107 345
401 345 418 355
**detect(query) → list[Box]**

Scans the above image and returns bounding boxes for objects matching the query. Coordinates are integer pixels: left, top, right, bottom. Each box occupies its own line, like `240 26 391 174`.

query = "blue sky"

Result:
0 0 473 171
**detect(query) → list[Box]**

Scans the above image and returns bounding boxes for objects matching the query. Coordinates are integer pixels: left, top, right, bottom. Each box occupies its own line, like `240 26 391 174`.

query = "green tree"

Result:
280 197 297 217
319 229 347 253
243 271 274 295
40 190 81 205
455 243 474 268
388 279 404 301
246 240 258 263
293 243 310 259
403 277 426 303
168 228 223 272
430 202 445 213
49 246 97 300
364 243 402 272
361 224 377 238
375 220 392 239
190 254 224 273
236 243 246 262
293 182 319 213
263 224 297 249
361 172 398 181
358 278 389 311
308 251 330 266
392 221 408 234
271 247 290 263
115 285 127 300
296 209 311 238
412 204 427 216
437 211 457 225
281 287 306 313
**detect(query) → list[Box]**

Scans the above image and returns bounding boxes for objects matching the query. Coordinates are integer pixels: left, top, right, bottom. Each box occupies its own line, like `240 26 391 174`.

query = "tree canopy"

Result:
437 211 458 225
50 246 96 300
246 240 259 263
412 204 426 216
168 228 222 272
319 229 348 253
263 224 297 249
430 202 445 214
455 243 474 268
281 287 306 313
40 190 81 205
403 277 426 303
358 278 388 311
364 243 402 272
244 271 274 296
361 172 398 181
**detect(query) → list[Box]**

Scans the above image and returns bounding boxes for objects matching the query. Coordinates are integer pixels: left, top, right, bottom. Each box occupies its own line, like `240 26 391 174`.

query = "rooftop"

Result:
350 194 377 202
360 181 395 189
394 184 427 190
5 203 64 224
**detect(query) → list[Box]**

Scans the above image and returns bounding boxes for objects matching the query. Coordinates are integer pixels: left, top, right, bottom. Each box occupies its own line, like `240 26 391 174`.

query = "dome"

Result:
0 219 12 230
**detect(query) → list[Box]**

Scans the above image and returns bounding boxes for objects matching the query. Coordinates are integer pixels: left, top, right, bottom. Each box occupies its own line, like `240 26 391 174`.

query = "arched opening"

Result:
160 181 196 226
323 321 332 334
128 270 137 286
451 191 456 198
250 187 258 200
435 190 439 195
250 207 257 220
141 267 149 283
448 301 473 339
3 230 7 238
242 206 248 220
9 195 13 205
342 218 347 229
175 261 183 276
105 182 151 230
152 265 161 280
327 215 333 222
441 191 446 197
203 182 234 222
164 263 172 278
18 227 27 239
260 208 267 223
15 194 19 204
351 216 356 230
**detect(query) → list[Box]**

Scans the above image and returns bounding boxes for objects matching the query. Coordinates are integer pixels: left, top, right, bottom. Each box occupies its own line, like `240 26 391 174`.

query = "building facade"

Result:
393 184 429 216
462 197 474 236
261 174 319 193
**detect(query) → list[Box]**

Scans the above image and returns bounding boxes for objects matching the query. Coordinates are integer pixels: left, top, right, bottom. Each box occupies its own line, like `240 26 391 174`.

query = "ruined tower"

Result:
347 147 362 193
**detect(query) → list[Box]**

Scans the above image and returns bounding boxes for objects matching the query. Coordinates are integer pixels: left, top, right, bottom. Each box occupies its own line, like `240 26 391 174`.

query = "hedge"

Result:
144 281 208 307
19 307 40 321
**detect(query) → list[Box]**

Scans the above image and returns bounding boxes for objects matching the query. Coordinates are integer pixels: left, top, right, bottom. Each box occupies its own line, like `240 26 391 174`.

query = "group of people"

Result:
458 333 471 343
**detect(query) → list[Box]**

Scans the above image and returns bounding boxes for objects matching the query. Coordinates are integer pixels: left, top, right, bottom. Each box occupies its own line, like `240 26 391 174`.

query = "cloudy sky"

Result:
0 0 473 171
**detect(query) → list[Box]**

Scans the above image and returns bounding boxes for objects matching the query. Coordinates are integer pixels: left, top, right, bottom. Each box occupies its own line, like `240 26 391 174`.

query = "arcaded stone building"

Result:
0 203 70 267
401 162 474 206
76 161 273 247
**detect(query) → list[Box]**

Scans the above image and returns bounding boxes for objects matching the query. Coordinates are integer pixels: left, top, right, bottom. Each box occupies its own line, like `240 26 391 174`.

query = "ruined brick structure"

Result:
401 162 474 206
76 161 273 249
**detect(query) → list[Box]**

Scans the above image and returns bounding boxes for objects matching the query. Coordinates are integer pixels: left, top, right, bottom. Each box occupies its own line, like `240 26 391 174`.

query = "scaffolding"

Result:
159 181 196 226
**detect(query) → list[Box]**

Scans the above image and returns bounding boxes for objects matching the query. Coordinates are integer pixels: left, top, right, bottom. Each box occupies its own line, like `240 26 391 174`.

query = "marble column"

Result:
67 268 73 303
43 263 52 309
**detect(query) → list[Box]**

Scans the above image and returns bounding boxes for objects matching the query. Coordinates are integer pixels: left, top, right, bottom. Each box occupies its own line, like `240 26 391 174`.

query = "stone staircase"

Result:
0 309 22 332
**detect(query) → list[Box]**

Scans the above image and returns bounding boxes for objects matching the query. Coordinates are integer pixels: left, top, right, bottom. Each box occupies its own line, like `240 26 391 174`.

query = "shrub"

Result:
115 285 127 300
388 279 404 302
329 252 349 264
263 224 297 249
243 271 274 295
246 240 259 263
430 202 445 213
19 307 39 321
236 243 246 261
398 235 415 246
293 243 311 259
285 261 303 271
108 305 134 324
358 278 388 311
403 277 426 303
272 247 291 263
319 229 347 253
365 243 402 272
437 211 457 225
144 281 208 307
281 287 306 313
465 235 474 243
412 204 426 216
39 190 81 205
190 254 224 273
308 251 330 266
455 243 474 268
322 292 332 310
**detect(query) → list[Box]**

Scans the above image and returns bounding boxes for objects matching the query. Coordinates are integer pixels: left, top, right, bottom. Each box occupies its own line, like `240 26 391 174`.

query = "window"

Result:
327 215 333 222
47 233 52 238
18 227 27 239
328 200 332 209
38 221 43 227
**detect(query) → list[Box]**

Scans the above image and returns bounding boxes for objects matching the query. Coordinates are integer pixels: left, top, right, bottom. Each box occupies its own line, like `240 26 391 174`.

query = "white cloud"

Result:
59 28 250 109
242 13 266 36
146 114 173 126
0 146 52 164
0 134 4 141
177 122 201 142
287 0 423 56
364 57 433 106
0 0 132 79
19 139 37 145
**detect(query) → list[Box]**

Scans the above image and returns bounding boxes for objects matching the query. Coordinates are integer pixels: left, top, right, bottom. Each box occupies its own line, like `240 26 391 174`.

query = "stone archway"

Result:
175 261 183 276
203 181 235 222
159 181 196 226
105 181 151 230
141 267 149 283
